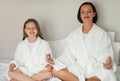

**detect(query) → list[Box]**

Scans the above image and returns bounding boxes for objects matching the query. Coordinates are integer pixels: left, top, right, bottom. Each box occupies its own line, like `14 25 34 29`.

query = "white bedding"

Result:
0 60 10 81
0 77 8 81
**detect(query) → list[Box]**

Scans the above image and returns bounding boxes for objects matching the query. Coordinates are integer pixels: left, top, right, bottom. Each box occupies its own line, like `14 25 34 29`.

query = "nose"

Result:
85 12 89 15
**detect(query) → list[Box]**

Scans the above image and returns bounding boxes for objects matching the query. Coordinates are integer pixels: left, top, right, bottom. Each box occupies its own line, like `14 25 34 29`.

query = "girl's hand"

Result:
46 53 55 64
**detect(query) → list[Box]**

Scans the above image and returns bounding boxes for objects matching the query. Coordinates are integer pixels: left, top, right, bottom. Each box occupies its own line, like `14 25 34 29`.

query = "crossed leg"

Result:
51 68 101 81
8 68 35 81
8 69 52 81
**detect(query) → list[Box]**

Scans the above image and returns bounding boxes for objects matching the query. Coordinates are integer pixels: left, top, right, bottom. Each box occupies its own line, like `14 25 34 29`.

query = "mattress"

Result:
0 59 11 81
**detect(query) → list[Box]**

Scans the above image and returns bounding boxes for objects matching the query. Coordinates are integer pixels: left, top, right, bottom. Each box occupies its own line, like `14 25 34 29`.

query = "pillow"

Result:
107 32 115 42
112 42 120 65
0 59 11 64
116 66 120 81
49 38 67 58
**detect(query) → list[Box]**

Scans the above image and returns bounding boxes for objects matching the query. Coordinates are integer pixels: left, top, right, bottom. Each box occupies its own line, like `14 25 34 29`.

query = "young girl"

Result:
8 18 53 81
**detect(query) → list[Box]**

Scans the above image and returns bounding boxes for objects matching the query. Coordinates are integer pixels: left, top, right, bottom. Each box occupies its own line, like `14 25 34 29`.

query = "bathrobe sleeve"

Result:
95 31 116 71
44 41 53 65
10 42 31 76
46 42 53 56
91 29 117 81
10 43 24 68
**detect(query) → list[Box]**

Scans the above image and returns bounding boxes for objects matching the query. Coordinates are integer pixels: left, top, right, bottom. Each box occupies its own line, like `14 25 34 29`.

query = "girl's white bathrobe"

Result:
7 37 61 81
11 37 51 77
54 24 117 81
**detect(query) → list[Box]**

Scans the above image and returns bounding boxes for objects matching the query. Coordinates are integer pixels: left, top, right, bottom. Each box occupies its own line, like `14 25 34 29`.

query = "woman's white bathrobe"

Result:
54 24 117 81
11 37 51 77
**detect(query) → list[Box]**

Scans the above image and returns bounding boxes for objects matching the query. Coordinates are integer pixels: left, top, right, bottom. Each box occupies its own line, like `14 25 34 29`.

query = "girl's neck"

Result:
28 36 37 43
82 22 93 34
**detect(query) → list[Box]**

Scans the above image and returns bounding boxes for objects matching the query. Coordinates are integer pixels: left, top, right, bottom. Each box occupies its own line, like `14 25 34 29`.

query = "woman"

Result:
46 2 117 81
8 18 54 81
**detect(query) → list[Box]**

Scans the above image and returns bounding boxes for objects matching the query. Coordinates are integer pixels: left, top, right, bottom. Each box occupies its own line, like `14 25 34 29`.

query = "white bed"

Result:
0 32 120 81
0 60 10 81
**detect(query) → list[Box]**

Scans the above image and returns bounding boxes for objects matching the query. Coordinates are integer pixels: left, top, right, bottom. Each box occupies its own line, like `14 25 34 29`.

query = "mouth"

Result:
84 16 90 18
29 32 35 34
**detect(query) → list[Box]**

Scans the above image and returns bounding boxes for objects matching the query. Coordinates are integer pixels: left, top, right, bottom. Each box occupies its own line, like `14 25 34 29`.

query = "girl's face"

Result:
24 22 38 38
80 4 95 23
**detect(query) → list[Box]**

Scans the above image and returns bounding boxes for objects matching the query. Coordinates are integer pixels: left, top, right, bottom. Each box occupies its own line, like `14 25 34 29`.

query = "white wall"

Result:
0 0 120 59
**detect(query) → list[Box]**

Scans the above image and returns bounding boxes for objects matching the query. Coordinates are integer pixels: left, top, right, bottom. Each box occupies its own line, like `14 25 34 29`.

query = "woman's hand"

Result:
9 63 16 71
46 53 55 64
103 56 112 69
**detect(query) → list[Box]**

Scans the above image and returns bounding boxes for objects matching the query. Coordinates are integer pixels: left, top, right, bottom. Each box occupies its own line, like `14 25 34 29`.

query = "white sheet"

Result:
0 62 9 81
0 77 8 81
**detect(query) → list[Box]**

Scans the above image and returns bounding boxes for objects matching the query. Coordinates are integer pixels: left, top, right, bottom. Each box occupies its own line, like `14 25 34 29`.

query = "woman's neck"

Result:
28 37 37 43
82 22 93 34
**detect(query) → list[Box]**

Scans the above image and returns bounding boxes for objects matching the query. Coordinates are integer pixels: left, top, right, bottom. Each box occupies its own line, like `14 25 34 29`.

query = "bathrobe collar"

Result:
24 37 41 45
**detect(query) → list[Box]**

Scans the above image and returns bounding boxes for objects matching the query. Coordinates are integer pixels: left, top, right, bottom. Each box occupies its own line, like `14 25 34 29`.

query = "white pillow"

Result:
107 32 115 42
112 42 120 65
48 38 67 58
0 59 11 64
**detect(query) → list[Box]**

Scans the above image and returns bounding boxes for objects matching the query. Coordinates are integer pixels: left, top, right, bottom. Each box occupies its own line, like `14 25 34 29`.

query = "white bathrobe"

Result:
7 37 61 81
11 37 51 76
54 24 117 81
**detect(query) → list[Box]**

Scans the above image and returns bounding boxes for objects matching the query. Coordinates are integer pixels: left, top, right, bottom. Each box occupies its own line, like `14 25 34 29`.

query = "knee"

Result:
55 69 79 81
